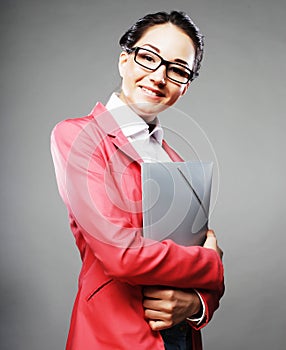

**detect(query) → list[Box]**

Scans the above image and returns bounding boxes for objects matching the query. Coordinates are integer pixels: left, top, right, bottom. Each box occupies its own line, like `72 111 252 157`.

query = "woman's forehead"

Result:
135 23 196 64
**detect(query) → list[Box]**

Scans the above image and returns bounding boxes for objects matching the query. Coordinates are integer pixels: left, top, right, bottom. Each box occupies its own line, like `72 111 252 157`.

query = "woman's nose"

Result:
149 65 167 85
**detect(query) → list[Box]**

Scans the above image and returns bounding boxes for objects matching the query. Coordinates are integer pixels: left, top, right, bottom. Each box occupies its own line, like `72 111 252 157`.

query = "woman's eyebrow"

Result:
142 43 190 67
174 58 190 66
142 43 160 52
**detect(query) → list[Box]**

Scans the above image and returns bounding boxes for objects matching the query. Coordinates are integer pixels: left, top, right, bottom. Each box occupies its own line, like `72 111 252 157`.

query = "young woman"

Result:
51 10 224 350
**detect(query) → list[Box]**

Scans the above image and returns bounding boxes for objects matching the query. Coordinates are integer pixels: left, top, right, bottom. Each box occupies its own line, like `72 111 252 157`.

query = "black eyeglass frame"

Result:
126 46 194 84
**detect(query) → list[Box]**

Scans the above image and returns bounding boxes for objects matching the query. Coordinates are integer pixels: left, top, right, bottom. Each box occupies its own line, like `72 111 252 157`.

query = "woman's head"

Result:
119 11 204 79
118 11 204 121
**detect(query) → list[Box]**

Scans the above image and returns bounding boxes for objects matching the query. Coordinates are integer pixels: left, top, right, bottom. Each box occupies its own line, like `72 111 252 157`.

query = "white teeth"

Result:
142 87 159 96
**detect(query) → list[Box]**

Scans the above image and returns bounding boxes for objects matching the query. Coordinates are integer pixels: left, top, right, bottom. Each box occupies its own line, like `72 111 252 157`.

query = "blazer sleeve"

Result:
50 118 224 292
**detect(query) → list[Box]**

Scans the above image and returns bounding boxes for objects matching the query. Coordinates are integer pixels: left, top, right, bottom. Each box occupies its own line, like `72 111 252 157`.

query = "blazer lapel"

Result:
90 102 184 165
90 102 143 165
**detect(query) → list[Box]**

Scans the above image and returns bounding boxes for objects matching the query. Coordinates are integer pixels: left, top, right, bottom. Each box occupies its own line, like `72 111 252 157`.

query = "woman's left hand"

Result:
142 286 201 331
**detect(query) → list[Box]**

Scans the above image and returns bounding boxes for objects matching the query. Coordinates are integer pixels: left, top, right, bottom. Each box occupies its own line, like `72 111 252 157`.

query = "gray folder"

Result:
141 161 213 246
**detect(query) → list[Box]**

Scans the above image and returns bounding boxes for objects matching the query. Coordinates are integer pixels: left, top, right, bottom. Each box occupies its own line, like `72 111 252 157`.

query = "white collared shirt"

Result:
106 93 172 163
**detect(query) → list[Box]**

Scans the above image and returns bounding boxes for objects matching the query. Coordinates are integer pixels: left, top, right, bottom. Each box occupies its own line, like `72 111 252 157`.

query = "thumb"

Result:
203 230 217 249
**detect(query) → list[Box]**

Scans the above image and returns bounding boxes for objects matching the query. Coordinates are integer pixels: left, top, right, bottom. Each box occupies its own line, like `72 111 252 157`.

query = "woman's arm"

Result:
142 231 224 331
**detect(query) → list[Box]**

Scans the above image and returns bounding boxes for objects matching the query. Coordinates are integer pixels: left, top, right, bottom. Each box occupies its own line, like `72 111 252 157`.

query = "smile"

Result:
140 86 165 97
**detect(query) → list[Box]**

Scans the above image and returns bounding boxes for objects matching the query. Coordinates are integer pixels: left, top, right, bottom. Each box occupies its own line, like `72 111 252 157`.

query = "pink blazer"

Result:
51 102 224 350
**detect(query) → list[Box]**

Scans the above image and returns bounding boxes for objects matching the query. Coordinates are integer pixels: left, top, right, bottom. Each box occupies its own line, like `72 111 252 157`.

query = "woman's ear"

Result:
181 82 191 96
118 51 129 78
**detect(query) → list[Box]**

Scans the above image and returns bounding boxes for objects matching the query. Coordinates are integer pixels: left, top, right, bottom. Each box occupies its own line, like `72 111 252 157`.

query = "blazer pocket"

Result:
86 278 113 301
83 259 114 302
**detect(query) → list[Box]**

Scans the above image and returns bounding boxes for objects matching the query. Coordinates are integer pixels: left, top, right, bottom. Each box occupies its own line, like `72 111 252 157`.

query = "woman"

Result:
51 10 224 350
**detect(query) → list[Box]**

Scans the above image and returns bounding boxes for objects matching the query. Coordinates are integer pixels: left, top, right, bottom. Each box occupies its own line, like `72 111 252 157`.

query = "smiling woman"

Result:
50 10 224 350
118 23 196 121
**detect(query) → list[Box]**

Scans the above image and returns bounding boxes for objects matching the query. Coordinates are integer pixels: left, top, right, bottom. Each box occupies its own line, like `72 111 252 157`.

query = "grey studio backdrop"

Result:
1 0 285 349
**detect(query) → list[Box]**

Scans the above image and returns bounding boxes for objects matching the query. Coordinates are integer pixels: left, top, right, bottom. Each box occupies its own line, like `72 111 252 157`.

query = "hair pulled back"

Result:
119 10 204 80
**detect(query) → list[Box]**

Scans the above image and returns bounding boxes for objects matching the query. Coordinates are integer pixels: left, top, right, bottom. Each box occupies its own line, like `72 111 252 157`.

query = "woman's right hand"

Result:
203 230 223 260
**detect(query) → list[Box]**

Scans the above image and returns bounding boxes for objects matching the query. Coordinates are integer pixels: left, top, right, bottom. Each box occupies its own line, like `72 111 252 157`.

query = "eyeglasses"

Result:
126 46 194 84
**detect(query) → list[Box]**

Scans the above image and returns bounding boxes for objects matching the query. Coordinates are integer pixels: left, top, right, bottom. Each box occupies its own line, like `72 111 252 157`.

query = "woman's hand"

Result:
142 287 202 331
203 229 223 260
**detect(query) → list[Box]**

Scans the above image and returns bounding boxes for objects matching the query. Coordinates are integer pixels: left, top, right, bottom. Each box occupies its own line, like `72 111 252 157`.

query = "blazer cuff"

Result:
186 289 206 325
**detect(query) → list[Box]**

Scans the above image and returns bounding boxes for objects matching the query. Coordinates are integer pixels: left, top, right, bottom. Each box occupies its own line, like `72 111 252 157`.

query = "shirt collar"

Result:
105 93 164 145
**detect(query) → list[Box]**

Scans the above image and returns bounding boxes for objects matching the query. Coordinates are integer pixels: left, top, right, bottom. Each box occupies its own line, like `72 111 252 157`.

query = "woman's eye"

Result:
144 54 155 62
170 66 189 78
138 53 155 62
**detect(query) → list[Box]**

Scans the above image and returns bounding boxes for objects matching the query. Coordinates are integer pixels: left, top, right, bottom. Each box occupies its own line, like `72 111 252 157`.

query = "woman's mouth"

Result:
140 86 165 97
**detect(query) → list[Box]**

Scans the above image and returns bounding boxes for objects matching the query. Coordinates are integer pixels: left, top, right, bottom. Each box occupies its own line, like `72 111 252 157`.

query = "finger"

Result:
204 230 217 247
144 308 169 321
143 298 175 314
143 298 164 311
149 320 171 331
206 229 216 238
143 287 172 299
142 286 161 298
203 237 216 249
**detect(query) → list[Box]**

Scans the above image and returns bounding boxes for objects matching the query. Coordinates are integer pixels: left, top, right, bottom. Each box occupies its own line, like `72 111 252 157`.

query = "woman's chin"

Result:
130 101 168 120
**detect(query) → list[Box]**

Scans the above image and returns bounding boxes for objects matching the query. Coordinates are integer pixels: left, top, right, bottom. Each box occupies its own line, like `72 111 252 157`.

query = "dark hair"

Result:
119 10 204 80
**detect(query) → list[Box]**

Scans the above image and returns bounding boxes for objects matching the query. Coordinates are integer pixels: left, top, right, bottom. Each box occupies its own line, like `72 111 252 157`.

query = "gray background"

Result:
1 0 285 349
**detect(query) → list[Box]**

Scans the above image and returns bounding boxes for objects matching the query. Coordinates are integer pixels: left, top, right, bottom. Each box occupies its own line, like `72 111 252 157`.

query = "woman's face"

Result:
118 23 196 121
